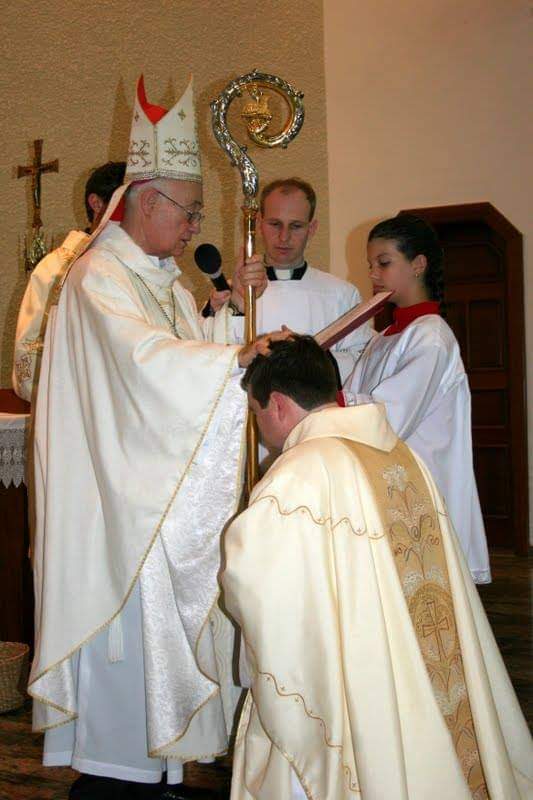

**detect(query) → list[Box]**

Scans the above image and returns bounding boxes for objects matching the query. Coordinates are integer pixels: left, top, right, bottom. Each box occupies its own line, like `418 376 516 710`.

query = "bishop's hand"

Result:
237 327 294 368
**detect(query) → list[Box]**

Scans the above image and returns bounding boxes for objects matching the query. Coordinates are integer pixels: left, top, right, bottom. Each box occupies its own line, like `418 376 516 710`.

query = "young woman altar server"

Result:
345 214 490 584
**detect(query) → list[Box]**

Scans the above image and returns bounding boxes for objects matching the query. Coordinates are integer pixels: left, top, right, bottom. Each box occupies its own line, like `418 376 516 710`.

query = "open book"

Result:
314 290 393 350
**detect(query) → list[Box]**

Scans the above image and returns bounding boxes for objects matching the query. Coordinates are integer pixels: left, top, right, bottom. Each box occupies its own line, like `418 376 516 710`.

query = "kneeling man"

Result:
221 336 533 800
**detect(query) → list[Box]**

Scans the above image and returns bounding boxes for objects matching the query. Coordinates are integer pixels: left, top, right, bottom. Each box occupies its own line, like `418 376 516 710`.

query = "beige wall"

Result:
324 0 533 539
1 0 328 386
4 0 531 531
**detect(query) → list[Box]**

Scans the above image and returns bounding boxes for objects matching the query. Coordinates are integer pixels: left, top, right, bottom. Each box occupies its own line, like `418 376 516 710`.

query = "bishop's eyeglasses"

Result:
155 189 204 225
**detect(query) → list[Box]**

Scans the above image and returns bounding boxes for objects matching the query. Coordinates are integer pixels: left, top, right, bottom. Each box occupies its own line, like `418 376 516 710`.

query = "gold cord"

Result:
132 271 180 338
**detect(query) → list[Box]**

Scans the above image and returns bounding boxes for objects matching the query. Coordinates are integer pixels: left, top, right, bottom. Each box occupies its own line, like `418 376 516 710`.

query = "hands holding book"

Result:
238 291 392 369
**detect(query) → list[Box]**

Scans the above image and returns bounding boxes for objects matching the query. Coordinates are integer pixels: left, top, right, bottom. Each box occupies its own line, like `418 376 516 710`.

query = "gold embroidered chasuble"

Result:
12 229 89 401
347 438 486 798
222 404 533 800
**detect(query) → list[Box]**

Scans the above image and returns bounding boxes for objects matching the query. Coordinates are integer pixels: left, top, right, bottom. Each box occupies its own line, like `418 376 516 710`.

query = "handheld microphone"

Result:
194 243 230 292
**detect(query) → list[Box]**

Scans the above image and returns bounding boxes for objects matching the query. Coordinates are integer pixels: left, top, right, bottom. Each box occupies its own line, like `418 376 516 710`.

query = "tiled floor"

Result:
1 551 531 799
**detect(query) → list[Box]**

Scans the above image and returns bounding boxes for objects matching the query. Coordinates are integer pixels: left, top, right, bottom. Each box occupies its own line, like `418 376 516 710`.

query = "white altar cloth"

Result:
0 412 30 489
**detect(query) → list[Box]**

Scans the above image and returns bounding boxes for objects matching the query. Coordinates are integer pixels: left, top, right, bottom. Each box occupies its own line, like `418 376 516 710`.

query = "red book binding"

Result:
314 291 393 350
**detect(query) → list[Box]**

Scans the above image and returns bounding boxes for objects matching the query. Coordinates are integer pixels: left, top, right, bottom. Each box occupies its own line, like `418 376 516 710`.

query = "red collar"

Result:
384 301 440 336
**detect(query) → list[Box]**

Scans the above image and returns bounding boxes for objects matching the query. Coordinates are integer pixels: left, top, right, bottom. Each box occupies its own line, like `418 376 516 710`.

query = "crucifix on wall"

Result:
17 139 58 229
17 139 58 271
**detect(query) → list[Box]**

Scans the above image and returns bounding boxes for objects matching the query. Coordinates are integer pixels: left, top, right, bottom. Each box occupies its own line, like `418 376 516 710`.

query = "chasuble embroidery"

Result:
240 499 362 796
348 440 489 800
14 352 34 384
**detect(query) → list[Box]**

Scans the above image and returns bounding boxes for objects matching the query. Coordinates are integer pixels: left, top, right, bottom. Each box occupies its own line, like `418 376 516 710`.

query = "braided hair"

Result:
368 214 445 306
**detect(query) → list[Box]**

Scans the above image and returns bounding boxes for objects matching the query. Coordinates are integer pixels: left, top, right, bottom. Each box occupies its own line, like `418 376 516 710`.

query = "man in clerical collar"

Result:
210 176 373 471
259 177 318 280
222 335 533 800
219 177 372 385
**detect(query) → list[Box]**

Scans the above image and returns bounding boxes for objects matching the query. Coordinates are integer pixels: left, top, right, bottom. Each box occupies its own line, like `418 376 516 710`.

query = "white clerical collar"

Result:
275 269 292 281
266 262 307 281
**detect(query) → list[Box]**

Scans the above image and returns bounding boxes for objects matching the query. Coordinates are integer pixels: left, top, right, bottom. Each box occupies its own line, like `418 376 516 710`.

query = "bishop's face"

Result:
146 179 203 258
259 188 317 269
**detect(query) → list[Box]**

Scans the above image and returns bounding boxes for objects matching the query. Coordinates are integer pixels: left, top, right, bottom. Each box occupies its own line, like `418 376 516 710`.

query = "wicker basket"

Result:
0 642 29 713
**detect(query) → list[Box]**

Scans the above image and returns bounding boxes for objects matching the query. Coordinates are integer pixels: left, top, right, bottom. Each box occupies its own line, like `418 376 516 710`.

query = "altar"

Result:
0 390 33 647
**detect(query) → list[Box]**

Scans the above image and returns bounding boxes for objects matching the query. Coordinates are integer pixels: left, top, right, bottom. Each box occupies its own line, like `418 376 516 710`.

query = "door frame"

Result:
401 202 529 555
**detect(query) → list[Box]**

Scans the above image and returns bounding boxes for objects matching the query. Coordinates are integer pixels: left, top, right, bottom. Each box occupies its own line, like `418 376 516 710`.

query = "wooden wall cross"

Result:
17 139 59 229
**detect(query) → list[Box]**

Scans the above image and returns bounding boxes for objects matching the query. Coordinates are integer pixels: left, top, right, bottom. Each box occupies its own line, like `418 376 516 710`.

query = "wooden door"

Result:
402 203 528 554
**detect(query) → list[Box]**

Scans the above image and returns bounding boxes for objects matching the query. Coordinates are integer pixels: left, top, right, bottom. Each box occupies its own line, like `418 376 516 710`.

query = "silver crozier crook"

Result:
211 69 305 495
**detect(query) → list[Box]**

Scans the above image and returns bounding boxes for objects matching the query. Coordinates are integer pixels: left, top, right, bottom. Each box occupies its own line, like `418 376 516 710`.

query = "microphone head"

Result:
194 243 222 276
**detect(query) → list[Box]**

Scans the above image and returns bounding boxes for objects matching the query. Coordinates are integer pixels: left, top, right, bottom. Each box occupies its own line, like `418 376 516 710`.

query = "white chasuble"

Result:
12 230 89 401
346 314 491 584
222 405 533 800
29 223 246 764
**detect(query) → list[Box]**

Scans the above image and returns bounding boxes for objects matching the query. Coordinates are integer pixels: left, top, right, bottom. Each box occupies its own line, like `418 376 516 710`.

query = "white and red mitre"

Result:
125 74 202 183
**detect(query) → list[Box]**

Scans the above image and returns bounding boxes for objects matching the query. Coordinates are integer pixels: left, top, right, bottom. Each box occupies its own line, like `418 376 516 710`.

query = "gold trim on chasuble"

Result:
240 497 363 796
346 440 489 800
17 244 83 389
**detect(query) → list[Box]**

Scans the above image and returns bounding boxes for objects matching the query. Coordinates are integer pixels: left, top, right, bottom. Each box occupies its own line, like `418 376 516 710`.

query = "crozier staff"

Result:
345 214 490 584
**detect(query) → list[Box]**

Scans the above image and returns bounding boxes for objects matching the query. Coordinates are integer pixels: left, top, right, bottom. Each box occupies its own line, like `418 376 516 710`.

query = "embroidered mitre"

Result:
126 75 202 183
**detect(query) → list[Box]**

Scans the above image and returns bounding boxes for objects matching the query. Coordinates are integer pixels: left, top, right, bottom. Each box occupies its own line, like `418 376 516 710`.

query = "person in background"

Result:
212 177 373 469
345 214 490 584
214 177 372 384
12 161 126 401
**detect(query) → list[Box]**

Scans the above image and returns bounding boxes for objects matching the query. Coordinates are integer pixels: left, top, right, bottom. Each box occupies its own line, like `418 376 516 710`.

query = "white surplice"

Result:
231 265 372 383
222 404 533 800
346 314 491 584
12 230 89 401
29 223 247 782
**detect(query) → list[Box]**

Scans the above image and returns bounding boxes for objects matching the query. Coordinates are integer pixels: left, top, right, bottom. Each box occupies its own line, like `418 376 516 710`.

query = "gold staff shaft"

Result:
243 204 259 494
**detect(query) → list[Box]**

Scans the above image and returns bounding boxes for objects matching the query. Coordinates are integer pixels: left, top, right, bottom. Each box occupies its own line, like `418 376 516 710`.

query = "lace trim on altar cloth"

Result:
0 417 29 488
